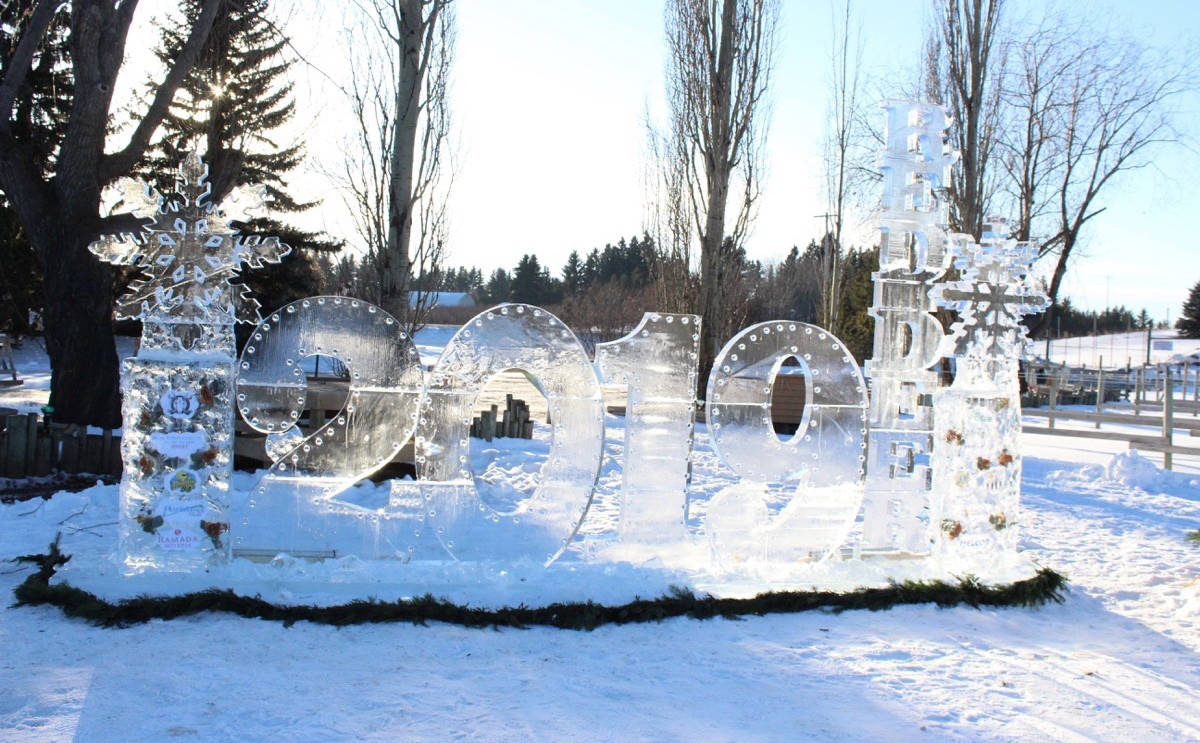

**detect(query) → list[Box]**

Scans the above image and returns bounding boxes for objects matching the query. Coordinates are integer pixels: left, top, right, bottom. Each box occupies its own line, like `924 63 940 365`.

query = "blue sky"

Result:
120 0 1200 322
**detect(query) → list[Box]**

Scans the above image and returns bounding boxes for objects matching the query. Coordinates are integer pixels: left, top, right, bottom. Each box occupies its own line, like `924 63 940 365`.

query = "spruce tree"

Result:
562 251 584 297
1177 279 1200 338
145 0 340 319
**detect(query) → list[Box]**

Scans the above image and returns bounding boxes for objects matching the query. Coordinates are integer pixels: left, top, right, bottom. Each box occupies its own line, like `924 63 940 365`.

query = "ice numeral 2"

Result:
235 297 424 556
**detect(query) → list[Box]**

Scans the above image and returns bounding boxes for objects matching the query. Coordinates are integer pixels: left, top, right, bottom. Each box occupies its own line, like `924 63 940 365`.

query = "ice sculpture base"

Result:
61 535 1042 609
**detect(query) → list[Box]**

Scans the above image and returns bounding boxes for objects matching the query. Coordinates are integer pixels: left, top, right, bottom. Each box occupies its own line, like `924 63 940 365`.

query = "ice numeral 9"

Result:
594 312 700 540
414 304 604 565
704 321 868 562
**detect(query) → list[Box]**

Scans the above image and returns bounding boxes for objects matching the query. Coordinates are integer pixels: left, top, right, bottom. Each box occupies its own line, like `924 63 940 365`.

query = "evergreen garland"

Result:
12 540 1068 631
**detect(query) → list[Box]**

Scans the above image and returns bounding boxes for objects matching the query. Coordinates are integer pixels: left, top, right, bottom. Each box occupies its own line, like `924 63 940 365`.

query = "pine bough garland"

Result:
11 540 1067 631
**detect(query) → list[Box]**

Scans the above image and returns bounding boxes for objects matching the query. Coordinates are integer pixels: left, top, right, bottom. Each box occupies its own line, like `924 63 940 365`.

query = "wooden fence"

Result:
1022 367 1200 470
0 411 122 478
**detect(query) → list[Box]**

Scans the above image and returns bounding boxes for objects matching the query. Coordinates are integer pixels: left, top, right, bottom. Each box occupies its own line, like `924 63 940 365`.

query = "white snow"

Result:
2 335 1200 741
1039 328 1200 369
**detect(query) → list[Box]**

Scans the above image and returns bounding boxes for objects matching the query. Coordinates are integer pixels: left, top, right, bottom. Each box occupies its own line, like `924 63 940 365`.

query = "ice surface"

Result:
704 321 868 562
412 304 604 564
594 312 700 541
234 297 425 558
930 218 1049 557
89 152 289 356
88 152 290 572
118 358 234 572
931 220 1048 392
861 100 955 554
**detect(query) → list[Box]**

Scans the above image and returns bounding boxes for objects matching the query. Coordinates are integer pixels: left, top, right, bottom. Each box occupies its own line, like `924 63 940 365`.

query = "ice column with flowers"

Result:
860 101 955 554
929 219 1047 555
89 153 289 571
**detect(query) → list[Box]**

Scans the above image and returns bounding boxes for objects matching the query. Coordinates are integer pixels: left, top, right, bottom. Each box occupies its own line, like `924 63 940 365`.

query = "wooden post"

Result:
2 413 22 476
1163 371 1174 471
1185 362 1195 412
1095 366 1105 429
1048 377 1059 430
1135 367 1143 415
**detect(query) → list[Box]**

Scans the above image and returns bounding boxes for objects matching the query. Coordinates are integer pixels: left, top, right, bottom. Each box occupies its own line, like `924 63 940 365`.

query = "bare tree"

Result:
1003 32 1190 335
340 0 453 332
819 0 863 330
925 0 1006 238
661 0 779 393
0 0 220 426
643 110 696 314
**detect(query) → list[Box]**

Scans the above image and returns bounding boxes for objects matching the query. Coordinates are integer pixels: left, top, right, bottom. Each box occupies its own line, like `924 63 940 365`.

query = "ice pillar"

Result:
89 153 288 572
929 219 1048 557
860 101 955 553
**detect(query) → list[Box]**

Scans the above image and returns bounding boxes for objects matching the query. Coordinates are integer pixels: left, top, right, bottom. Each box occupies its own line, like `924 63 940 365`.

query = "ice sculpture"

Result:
595 313 700 541
234 297 425 557
412 304 604 564
929 218 1047 555
704 322 868 563
89 153 289 571
92 153 288 355
861 101 955 554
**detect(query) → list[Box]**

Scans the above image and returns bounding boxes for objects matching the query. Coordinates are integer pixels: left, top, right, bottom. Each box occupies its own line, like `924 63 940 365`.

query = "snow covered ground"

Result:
2 331 1199 741
1 425 1198 740
1039 328 1200 369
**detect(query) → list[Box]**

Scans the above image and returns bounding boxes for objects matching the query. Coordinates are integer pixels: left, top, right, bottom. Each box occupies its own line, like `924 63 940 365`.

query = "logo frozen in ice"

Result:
160 389 200 420
165 469 200 494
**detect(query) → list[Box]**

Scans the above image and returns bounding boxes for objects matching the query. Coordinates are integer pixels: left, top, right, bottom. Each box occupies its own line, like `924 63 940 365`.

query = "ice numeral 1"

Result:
594 312 700 540
414 304 604 565
704 321 868 563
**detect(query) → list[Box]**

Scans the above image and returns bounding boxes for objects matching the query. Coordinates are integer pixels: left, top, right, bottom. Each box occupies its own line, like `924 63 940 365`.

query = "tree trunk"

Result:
696 0 737 400
35 222 120 428
698 178 729 397
383 0 425 319
1033 234 1073 338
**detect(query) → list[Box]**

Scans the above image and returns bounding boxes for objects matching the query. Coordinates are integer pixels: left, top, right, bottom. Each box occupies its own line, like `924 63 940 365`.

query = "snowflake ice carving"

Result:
89 152 290 354
930 223 1048 388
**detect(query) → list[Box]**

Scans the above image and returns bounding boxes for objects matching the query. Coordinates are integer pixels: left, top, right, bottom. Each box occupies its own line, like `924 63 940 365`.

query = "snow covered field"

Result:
2 333 1199 741
1039 329 1200 369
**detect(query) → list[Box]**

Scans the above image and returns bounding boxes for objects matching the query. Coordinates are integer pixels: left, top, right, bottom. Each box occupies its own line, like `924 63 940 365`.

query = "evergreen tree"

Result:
562 250 585 297
583 248 601 288
1177 279 1200 339
833 247 879 363
484 268 512 304
510 254 560 305
145 0 340 318
1137 308 1152 330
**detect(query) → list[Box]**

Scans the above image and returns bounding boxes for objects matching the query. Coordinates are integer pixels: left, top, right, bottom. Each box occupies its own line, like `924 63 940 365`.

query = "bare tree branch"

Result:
101 0 223 181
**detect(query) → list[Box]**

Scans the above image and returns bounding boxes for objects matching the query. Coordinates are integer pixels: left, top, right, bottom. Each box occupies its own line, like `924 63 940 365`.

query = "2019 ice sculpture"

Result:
98 101 1046 577
90 153 289 571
